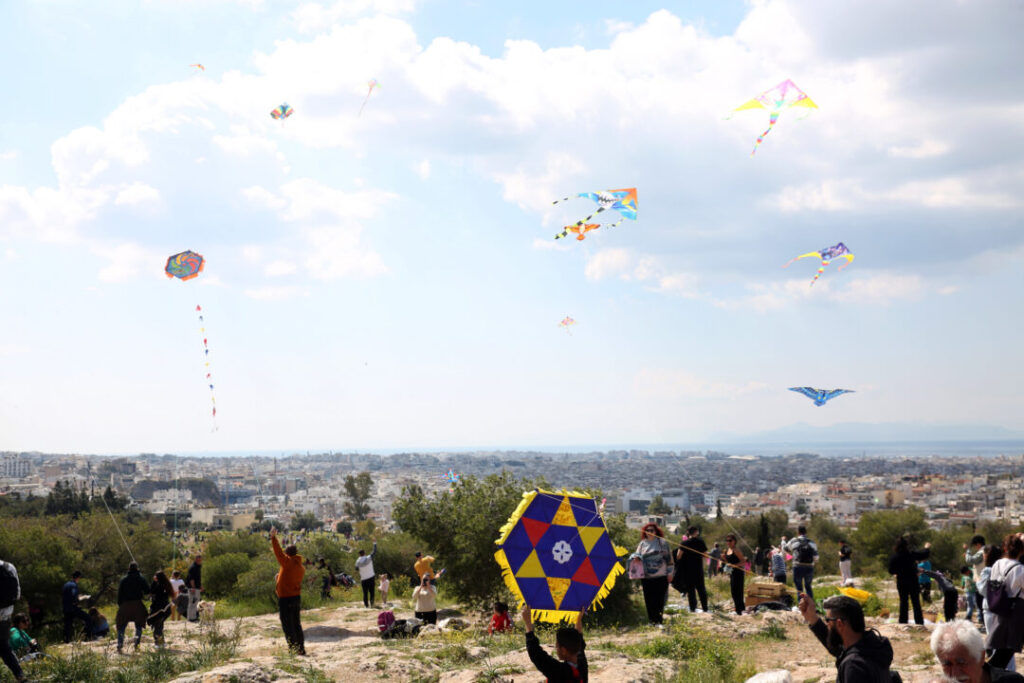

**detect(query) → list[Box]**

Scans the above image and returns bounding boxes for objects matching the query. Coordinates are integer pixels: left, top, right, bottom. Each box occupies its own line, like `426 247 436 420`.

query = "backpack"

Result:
795 539 815 565
0 562 18 609
986 561 1021 617
377 610 396 633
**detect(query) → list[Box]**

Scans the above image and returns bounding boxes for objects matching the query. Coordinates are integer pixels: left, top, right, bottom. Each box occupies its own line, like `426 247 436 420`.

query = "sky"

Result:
1 0 1022 455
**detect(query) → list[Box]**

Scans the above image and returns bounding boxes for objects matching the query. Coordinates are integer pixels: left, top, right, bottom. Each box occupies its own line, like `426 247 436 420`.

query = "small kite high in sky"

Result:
784 242 854 286
789 387 854 406
270 103 294 121
558 316 576 335
164 250 205 281
495 489 627 623
166 251 218 430
189 64 205 71
553 188 637 240
359 79 380 117
730 79 818 155
443 469 460 486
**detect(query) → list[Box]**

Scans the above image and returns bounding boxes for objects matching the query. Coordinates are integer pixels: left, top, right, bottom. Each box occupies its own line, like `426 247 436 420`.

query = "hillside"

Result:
37 576 947 683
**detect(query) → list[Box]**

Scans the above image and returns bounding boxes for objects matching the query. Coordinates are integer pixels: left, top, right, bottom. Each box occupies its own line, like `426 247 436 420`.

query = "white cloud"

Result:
531 237 570 251
634 368 769 400
414 159 431 179
265 260 297 277
244 286 309 301
0 344 29 356
114 182 161 206
241 186 288 211
292 0 417 33
715 272 931 312
584 248 702 298
304 226 387 279
888 139 950 159
94 243 160 283
213 127 282 158
0 150 17 161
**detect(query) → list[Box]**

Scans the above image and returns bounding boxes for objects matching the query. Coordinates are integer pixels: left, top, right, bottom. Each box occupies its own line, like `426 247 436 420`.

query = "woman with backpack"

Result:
986 534 1024 669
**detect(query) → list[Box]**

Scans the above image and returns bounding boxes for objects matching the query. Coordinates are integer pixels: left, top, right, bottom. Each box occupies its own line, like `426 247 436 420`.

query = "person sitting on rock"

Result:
797 593 896 682
522 604 586 682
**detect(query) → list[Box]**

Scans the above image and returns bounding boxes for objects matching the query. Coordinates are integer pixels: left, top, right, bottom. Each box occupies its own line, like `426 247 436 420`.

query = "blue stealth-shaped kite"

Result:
789 387 854 406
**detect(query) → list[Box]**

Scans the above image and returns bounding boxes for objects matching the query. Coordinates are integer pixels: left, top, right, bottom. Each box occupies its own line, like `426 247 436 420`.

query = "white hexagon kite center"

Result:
552 540 573 564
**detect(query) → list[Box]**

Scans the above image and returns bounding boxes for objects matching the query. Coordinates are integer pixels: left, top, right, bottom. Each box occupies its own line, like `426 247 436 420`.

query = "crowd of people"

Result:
1 525 1022 683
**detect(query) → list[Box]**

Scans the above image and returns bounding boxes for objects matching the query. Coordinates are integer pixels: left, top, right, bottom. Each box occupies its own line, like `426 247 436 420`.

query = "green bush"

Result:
205 530 266 559
203 552 252 598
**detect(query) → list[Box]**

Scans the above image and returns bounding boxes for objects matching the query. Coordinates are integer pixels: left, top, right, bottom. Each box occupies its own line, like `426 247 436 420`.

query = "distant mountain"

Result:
716 422 1024 444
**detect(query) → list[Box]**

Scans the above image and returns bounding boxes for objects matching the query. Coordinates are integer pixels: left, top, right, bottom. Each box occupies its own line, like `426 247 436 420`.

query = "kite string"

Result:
531 491 753 575
96 479 137 565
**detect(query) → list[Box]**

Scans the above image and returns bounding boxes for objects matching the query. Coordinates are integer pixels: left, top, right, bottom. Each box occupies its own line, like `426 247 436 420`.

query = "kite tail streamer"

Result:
810 259 828 286
751 112 780 156
197 305 218 431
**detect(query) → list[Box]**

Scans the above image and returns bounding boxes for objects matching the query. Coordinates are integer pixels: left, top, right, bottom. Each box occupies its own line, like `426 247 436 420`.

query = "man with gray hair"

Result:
930 619 1023 683
798 592 897 682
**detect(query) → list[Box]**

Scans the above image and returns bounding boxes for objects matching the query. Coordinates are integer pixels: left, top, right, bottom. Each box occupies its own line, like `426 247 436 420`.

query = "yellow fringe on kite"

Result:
493 488 628 624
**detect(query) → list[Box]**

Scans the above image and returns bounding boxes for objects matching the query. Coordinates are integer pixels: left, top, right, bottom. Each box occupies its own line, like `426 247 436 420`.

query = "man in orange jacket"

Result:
271 527 306 655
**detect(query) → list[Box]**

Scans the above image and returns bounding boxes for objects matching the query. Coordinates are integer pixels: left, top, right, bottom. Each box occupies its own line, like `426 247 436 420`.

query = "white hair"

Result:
930 619 985 662
744 672 793 683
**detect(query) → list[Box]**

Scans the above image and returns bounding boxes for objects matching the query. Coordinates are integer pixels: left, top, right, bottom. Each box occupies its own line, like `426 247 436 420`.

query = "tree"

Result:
290 511 323 532
355 519 376 539
335 520 353 536
343 472 373 521
851 507 929 576
100 485 128 512
647 495 671 516
393 472 548 607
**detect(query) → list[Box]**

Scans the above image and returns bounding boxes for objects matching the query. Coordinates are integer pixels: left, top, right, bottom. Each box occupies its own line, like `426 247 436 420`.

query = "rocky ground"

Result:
57 580 957 683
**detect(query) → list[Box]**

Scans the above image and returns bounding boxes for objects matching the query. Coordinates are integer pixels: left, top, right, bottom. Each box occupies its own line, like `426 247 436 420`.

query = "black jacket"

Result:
678 537 708 577
810 620 895 683
887 548 930 588
117 569 151 604
987 663 1024 682
187 562 202 590
525 631 587 682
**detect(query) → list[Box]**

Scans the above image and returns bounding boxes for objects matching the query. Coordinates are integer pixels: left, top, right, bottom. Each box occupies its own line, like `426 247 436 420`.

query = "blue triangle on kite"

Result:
502 522 536 573
523 493 562 525
569 497 601 527
516 577 555 610
560 577 601 613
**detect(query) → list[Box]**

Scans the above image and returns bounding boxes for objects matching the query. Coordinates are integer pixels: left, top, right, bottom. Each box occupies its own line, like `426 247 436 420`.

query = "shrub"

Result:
205 531 266 559
203 552 252 598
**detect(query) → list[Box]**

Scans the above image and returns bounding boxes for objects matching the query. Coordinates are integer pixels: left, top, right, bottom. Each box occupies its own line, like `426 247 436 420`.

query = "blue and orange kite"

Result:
495 489 627 623
553 188 637 240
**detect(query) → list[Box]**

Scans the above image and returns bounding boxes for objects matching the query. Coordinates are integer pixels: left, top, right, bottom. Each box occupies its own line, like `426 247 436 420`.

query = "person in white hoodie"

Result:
354 542 377 608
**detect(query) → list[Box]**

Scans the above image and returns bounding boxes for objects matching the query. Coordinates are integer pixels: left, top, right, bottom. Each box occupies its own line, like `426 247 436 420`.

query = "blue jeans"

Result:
793 565 814 599
965 591 976 620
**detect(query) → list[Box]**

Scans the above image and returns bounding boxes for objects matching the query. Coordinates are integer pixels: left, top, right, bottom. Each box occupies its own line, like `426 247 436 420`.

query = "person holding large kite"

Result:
785 242 854 286
495 489 627 624
553 188 637 240
730 79 818 155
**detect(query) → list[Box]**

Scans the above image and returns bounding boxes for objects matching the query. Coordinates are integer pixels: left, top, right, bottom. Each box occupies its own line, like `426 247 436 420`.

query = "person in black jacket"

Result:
675 526 709 612
888 537 931 625
186 556 203 622
146 571 176 646
798 593 897 683
115 562 151 652
61 570 89 643
522 605 586 682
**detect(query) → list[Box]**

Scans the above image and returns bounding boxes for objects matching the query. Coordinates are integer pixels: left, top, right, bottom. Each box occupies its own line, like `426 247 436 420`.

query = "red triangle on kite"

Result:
521 518 551 547
571 556 601 587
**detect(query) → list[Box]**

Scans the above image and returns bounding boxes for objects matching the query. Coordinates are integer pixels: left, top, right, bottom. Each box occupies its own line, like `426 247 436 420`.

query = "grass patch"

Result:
22 619 241 683
596 622 754 683
273 655 333 683
756 621 787 641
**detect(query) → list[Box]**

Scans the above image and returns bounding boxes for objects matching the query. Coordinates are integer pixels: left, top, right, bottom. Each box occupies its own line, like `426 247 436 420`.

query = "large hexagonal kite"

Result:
494 489 627 623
